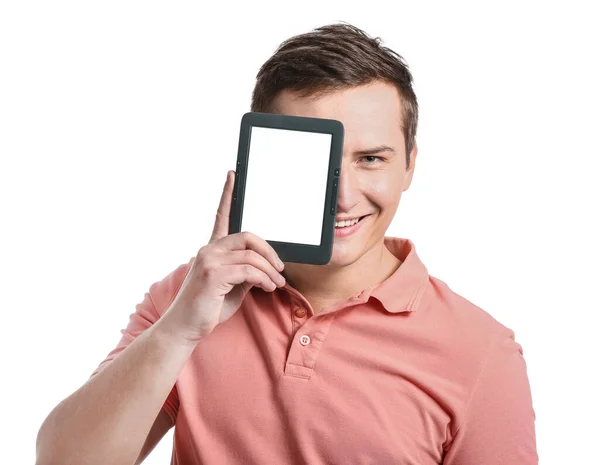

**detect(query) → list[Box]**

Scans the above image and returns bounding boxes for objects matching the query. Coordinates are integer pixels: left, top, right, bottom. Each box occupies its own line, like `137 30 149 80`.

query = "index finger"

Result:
209 170 235 243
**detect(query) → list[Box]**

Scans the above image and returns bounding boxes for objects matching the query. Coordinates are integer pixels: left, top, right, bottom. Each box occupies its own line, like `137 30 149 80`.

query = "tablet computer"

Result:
229 111 344 265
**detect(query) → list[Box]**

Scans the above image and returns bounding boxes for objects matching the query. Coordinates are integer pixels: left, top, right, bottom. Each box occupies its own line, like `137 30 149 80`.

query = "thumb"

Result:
210 170 234 243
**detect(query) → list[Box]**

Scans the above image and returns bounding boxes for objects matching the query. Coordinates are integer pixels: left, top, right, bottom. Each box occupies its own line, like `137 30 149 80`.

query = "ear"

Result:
402 140 418 192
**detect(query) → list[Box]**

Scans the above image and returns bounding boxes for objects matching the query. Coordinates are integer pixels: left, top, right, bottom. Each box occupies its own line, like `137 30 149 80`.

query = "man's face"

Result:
272 80 417 267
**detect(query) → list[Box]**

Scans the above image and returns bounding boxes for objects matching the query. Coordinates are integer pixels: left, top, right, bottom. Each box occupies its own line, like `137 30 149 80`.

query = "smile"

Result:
335 218 359 228
334 215 370 237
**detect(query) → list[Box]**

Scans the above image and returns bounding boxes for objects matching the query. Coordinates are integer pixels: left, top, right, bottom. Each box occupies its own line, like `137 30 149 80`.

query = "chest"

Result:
173 304 452 464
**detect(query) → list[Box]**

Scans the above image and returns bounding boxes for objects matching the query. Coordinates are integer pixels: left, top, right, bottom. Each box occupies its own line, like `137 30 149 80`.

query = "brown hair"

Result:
250 22 418 170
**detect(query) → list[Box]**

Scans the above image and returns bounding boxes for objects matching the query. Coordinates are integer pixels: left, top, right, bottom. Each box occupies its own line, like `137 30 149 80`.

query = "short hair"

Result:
251 22 419 170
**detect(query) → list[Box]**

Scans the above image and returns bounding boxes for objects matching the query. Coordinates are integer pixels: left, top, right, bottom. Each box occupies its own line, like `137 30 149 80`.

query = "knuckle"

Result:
201 264 218 280
196 246 209 261
196 251 216 274
244 249 255 262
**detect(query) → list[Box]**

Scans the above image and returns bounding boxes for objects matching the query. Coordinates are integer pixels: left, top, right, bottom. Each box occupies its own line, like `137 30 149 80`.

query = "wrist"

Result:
151 313 206 351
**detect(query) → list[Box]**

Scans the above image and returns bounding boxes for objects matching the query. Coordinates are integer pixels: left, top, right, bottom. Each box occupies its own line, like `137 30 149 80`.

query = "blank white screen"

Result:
241 126 332 245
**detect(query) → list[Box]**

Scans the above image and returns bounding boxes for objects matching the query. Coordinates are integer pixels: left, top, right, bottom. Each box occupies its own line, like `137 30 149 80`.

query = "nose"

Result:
335 163 359 214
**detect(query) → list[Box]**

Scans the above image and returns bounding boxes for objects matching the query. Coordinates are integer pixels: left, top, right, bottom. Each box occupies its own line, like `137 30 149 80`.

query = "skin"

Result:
273 80 418 314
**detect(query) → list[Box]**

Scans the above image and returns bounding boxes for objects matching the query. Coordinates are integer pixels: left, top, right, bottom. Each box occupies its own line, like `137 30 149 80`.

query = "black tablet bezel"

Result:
229 111 344 265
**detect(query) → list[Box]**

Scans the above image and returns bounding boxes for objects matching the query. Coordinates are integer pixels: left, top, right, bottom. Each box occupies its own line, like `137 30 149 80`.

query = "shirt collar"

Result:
362 236 430 314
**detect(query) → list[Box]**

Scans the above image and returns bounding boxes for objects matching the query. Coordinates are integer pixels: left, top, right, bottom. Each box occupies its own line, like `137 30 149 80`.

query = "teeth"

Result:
335 217 360 228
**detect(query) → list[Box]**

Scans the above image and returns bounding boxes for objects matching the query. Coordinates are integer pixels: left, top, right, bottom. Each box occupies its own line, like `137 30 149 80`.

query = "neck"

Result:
282 239 401 304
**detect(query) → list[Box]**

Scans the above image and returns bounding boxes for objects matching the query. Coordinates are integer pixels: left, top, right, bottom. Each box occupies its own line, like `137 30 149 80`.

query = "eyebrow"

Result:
353 145 396 156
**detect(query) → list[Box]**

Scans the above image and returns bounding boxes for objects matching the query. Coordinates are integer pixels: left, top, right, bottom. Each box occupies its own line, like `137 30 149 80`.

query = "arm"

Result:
134 410 173 465
442 329 539 464
35 263 198 465
36 313 196 465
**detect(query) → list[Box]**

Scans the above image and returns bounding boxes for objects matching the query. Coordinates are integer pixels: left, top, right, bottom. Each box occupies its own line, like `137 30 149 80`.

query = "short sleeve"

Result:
89 257 195 425
442 329 539 465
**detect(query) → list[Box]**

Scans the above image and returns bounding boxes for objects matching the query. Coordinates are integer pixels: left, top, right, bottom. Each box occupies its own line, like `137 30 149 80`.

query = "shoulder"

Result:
421 274 522 386
426 274 511 340
424 277 537 460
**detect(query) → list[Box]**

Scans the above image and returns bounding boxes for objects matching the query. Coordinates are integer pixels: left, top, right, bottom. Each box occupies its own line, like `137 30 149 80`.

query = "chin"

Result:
327 243 365 267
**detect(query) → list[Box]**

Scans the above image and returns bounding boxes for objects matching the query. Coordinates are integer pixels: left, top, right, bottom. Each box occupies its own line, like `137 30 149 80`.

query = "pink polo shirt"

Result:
91 236 538 464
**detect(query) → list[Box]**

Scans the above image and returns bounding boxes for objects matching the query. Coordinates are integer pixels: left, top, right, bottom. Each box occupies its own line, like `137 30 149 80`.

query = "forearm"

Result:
36 315 197 465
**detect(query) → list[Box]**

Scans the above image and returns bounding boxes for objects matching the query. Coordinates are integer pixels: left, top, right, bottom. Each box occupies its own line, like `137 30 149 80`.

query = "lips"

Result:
333 214 370 237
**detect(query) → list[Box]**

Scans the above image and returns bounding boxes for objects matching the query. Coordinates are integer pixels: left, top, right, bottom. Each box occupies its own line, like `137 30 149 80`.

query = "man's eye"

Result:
362 156 383 164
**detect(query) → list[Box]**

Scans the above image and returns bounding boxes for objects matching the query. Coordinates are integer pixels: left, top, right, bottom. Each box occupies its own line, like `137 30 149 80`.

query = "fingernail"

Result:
277 258 285 271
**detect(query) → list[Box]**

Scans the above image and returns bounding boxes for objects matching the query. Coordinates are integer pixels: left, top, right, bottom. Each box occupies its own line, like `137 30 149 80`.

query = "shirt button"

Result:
299 335 311 346
294 308 307 318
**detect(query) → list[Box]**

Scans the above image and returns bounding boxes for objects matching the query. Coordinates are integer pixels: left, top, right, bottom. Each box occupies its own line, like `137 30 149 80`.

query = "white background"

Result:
1 1 598 463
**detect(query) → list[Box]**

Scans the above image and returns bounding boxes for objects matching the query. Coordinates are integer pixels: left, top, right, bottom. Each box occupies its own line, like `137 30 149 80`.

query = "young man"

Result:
36 23 538 465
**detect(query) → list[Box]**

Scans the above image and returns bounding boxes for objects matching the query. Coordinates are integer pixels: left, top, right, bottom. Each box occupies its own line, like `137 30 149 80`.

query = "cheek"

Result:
363 174 403 207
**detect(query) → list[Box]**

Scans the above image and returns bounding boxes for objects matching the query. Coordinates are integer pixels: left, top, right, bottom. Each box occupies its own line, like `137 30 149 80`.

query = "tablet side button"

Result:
233 171 239 204
330 179 338 215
